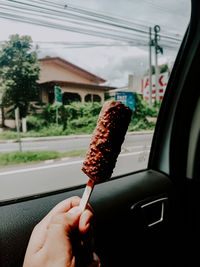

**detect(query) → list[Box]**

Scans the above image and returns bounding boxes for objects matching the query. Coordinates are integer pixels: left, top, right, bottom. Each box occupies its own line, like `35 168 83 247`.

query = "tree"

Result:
0 34 40 118
144 63 171 76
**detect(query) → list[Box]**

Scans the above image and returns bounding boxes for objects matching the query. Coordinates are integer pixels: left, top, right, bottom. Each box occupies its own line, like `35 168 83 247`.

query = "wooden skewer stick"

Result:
80 179 95 212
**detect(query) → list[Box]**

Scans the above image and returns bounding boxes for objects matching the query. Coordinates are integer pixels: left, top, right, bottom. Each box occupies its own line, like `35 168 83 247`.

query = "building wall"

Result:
41 86 104 103
62 86 104 102
39 61 97 85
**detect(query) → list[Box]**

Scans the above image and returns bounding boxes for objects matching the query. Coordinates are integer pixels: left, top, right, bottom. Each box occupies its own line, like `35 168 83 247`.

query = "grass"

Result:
0 124 94 140
0 149 86 166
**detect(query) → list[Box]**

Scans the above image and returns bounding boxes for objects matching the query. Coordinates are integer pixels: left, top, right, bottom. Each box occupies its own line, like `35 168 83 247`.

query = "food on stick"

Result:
82 100 132 182
80 100 132 211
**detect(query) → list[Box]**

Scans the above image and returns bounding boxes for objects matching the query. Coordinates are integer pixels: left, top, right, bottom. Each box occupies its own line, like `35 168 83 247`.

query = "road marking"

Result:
0 150 150 177
120 150 150 157
124 145 151 150
0 159 84 176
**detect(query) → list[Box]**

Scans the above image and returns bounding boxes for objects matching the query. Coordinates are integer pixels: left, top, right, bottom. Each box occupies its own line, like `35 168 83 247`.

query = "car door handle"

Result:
140 197 168 227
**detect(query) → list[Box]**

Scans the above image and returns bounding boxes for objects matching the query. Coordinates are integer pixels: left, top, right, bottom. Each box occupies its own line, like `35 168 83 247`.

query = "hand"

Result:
23 196 100 267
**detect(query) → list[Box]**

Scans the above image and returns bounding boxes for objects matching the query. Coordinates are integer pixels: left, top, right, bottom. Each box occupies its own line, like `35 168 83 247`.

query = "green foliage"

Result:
0 34 40 118
26 115 45 131
0 149 87 166
159 63 171 74
145 63 171 76
134 93 159 118
0 97 161 139
0 151 58 166
69 116 99 134
39 102 101 130
38 125 68 136
65 102 102 120
40 104 57 124
32 97 160 134
129 93 160 131
0 130 18 140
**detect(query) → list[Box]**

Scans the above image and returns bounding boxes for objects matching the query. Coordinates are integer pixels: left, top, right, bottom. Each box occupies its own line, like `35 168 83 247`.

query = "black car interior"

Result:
1 0 200 266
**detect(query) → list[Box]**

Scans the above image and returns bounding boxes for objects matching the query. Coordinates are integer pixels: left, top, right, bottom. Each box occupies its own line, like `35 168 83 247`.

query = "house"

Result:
38 57 115 104
0 57 115 129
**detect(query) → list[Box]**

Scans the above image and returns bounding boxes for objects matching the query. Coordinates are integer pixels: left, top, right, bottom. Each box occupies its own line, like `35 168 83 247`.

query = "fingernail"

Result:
85 222 90 232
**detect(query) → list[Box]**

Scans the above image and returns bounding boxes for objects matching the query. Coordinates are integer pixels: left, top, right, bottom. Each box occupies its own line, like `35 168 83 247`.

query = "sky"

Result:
0 0 191 87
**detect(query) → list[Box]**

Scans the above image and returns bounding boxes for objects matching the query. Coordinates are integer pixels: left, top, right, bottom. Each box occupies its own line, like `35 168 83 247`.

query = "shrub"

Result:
40 104 57 124
0 98 160 139
39 102 102 130
27 115 45 130
70 116 98 129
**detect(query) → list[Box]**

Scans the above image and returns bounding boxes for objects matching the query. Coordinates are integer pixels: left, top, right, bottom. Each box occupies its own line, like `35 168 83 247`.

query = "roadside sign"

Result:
54 86 63 105
115 92 136 110
141 72 168 102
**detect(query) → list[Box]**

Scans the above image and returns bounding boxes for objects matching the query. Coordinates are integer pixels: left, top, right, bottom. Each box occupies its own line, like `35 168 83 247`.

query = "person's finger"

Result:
42 207 82 255
26 197 81 253
50 206 84 234
52 196 81 213
38 196 81 227
79 209 94 233
47 196 81 217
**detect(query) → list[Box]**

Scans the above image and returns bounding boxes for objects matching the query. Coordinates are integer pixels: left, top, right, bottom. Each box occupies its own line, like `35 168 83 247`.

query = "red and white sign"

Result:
140 72 168 102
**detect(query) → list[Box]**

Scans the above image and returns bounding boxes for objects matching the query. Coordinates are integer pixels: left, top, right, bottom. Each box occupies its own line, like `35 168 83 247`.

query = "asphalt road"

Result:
0 132 153 153
0 132 153 202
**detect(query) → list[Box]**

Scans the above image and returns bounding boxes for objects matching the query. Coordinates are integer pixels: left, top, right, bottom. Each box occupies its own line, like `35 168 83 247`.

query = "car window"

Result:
0 0 191 202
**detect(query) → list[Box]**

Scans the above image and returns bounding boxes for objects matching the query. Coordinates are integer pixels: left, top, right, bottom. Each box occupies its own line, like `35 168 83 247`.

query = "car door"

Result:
0 1 196 267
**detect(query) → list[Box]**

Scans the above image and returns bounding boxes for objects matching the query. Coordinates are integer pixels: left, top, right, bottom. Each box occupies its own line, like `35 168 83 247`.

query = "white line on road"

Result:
120 151 149 157
124 145 151 150
0 159 84 176
0 150 150 177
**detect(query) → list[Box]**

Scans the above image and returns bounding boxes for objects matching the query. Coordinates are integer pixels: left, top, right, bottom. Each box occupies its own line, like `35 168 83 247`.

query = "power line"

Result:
32 0 182 41
32 0 183 41
2 0 182 45
0 0 182 48
2 0 150 36
0 11 148 44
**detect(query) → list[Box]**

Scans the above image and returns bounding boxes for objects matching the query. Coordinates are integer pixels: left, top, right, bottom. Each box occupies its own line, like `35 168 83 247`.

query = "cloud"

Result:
92 47 149 86
0 0 189 88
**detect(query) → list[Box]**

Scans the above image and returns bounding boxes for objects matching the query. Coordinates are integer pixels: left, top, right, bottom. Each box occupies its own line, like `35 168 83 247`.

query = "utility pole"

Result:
153 25 163 103
149 27 153 106
15 107 22 152
154 44 159 102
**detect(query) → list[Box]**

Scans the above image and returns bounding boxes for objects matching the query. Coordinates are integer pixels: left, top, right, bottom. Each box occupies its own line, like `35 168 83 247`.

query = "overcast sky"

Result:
0 0 191 87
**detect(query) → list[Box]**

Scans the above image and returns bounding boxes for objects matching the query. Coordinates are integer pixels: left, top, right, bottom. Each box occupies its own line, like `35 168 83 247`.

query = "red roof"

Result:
39 80 116 91
39 57 106 84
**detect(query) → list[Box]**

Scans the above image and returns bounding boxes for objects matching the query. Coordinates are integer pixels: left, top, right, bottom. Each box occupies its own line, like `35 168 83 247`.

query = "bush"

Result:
0 98 160 139
37 102 102 133
69 116 99 133
27 115 45 130
40 104 57 124
133 93 159 119
129 93 160 131
65 102 102 119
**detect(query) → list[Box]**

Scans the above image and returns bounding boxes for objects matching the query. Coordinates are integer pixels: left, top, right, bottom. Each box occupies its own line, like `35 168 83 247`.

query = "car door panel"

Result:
0 170 175 267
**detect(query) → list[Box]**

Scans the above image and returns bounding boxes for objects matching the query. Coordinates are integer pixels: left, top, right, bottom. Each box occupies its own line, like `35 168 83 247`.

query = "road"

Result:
0 132 153 202
0 132 153 153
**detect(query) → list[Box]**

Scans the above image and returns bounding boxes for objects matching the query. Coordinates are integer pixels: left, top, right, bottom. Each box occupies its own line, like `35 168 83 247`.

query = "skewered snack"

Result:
80 100 132 211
